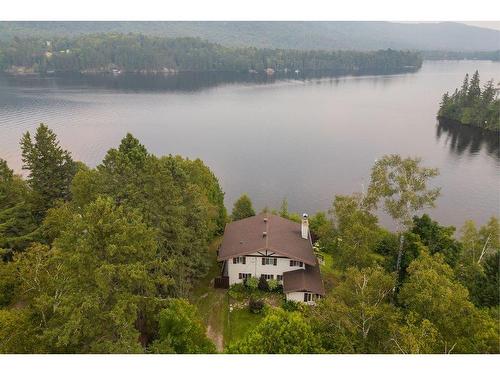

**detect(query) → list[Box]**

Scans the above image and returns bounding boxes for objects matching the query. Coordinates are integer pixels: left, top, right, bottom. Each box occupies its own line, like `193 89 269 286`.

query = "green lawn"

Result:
223 306 264 347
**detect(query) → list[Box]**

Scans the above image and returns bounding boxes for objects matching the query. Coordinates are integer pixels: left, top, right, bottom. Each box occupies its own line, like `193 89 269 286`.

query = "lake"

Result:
0 60 499 229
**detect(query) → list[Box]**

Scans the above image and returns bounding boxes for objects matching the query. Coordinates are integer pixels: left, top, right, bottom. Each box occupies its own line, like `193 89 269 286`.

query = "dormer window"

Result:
233 256 246 264
262 257 277 266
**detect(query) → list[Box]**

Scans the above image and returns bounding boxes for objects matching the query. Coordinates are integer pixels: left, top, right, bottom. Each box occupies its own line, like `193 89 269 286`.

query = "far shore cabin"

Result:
217 213 325 304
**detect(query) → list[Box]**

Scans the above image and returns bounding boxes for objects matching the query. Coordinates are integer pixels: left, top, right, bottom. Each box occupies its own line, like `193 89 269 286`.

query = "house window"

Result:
303 293 321 302
239 273 252 280
262 257 277 266
261 274 274 280
290 260 303 267
233 256 246 264
277 274 283 282
304 293 312 302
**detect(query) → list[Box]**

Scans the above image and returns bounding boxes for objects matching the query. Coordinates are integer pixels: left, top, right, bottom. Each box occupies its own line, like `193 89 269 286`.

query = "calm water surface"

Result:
0 61 499 229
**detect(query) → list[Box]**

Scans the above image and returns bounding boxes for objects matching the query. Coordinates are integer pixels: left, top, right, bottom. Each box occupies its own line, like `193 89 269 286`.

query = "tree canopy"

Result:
231 194 255 221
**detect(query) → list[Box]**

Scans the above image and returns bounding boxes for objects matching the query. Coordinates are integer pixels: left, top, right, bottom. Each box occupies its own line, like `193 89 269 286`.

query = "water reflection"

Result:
0 67 417 93
436 118 500 161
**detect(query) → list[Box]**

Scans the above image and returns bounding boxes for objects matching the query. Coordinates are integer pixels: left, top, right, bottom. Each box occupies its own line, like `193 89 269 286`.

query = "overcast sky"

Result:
459 21 500 31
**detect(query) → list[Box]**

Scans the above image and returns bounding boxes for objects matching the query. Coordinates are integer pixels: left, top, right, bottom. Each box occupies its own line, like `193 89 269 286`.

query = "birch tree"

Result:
365 154 440 275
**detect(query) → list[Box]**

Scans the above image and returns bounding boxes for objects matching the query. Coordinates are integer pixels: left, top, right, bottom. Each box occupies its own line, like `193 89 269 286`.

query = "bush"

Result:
282 299 300 312
258 275 269 291
228 283 247 300
267 278 279 291
249 298 264 314
245 277 259 290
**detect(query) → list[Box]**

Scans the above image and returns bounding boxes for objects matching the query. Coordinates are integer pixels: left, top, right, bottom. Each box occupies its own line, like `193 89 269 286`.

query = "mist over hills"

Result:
1 21 499 51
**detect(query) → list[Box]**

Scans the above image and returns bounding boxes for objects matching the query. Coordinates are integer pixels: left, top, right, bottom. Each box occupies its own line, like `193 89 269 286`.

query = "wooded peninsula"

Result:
0 124 498 354
0 34 422 76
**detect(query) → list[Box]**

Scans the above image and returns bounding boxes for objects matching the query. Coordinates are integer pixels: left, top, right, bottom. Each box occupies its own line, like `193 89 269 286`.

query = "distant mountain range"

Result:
1 21 499 51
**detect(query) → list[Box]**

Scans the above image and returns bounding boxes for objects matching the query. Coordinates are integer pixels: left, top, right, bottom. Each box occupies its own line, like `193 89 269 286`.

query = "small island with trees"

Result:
438 71 500 131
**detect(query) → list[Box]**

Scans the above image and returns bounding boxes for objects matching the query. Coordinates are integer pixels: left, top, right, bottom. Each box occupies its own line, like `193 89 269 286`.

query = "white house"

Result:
217 213 325 304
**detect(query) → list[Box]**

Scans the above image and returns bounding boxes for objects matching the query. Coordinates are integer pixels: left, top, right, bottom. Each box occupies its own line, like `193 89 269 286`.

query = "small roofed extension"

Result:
217 212 325 304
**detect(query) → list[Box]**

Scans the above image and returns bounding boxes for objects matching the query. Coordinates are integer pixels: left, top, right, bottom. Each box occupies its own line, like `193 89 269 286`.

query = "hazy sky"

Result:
397 21 500 31
460 21 500 31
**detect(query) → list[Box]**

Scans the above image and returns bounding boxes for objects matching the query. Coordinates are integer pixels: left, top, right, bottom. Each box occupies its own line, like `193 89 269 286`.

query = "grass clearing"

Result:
224 305 265 347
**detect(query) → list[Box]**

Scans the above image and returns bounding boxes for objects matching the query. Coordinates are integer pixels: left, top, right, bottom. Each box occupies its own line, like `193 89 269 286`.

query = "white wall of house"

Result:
285 291 307 303
285 291 319 305
227 253 305 285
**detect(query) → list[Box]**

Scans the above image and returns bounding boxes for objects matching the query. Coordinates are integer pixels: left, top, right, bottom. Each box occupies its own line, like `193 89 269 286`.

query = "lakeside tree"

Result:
365 155 440 277
278 197 289 219
70 133 223 296
0 158 38 256
438 71 500 131
399 250 499 353
456 218 500 307
20 124 77 221
231 194 255 221
309 266 397 353
327 194 383 269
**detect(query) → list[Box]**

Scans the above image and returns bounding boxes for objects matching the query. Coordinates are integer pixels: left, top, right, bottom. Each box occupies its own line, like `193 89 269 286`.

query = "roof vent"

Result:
239 240 243 244
263 231 267 237
264 218 268 223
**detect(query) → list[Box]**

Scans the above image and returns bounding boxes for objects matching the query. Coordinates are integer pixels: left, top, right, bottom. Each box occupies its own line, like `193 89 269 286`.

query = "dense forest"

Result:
0 34 422 75
438 71 500 131
0 125 498 353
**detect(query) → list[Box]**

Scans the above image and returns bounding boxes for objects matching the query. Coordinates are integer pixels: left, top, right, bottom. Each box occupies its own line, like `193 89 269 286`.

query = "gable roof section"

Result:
217 213 317 265
282 264 325 295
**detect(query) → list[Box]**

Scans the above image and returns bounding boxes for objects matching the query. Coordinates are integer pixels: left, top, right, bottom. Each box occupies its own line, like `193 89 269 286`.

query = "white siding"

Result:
227 253 305 285
285 291 317 305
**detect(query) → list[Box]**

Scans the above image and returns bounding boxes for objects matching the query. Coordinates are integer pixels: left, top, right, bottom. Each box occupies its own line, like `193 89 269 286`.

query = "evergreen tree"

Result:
231 193 255 221
278 197 289 219
438 72 499 130
0 158 38 255
20 124 76 220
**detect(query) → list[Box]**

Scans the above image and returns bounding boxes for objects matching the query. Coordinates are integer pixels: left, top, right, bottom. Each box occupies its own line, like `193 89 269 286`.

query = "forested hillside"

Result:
1 21 499 51
0 125 498 353
0 34 422 75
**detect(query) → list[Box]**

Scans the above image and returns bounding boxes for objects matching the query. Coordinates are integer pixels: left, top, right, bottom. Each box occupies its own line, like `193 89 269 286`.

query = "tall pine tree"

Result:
20 124 76 221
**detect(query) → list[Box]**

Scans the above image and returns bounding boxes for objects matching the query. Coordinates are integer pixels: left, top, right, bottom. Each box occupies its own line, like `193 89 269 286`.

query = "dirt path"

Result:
204 289 226 352
206 322 224 352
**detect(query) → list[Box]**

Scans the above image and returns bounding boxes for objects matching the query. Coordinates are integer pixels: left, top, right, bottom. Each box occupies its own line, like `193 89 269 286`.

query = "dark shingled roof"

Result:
217 213 317 266
282 264 325 295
